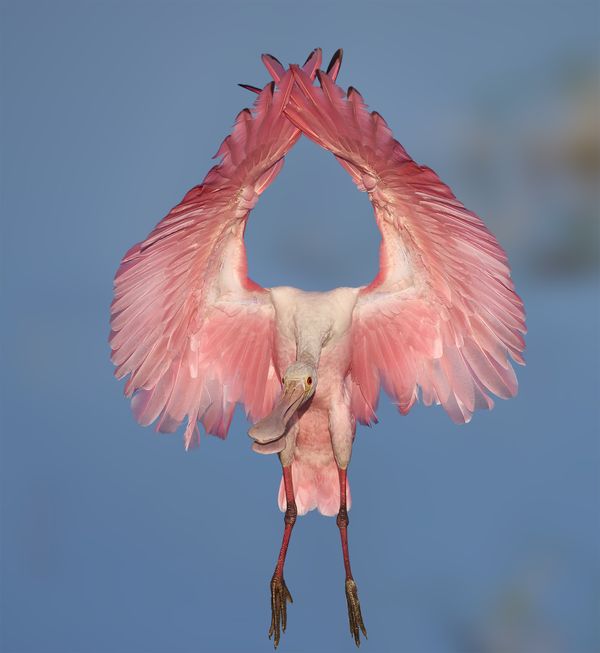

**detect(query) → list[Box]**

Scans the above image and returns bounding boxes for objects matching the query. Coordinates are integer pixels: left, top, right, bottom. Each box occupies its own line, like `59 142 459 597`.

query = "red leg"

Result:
337 467 367 647
269 465 296 648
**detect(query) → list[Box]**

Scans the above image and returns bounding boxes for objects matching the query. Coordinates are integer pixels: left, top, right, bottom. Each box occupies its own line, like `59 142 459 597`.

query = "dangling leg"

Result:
269 428 298 648
337 466 367 646
269 465 296 648
330 403 367 646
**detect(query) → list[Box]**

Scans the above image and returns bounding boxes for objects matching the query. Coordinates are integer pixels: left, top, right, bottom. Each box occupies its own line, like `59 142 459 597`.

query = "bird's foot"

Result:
269 573 293 649
345 578 367 647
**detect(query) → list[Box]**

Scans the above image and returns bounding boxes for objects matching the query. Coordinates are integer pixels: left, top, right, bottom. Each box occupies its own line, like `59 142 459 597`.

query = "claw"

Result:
345 578 367 647
269 573 293 648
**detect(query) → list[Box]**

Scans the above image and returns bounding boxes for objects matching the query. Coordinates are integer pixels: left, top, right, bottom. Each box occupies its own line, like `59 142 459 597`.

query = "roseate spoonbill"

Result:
110 49 526 647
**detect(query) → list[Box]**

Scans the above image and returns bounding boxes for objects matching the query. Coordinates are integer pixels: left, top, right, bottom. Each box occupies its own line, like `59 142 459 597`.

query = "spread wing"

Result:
284 65 526 425
110 53 322 448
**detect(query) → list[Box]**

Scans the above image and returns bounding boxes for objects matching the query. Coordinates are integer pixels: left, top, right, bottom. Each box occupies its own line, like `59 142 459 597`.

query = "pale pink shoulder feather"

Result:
283 65 526 425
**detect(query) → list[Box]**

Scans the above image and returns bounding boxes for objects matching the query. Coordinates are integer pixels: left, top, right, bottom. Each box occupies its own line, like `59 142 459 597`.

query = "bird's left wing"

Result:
110 53 321 448
283 65 526 426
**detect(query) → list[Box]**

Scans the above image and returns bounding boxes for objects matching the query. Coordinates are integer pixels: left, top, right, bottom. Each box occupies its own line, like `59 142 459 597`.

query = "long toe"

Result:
269 574 293 649
345 578 367 647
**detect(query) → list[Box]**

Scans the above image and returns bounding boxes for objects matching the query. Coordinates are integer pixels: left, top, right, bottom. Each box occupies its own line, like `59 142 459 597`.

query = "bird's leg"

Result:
269 464 296 648
337 466 367 647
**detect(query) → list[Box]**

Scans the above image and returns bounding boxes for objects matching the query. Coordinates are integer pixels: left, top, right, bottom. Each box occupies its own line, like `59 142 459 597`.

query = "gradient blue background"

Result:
2 1 599 652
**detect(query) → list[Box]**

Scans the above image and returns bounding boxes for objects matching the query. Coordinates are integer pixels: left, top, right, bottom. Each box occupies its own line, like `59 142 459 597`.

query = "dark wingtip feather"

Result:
234 108 252 121
303 48 319 66
263 53 283 67
326 48 343 73
347 85 363 99
238 83 261 95
261 53 286 82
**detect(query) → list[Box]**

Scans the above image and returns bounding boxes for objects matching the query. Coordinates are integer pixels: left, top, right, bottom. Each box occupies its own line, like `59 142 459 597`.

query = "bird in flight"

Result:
110 49 526 648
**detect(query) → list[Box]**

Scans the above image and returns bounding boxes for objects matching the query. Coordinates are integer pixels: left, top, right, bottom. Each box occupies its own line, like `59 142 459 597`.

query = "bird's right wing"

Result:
283 65 526 425
110 53 323 448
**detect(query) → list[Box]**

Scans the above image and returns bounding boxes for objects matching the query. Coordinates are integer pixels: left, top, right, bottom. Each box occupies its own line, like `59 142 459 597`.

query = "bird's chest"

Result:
273 311 343 368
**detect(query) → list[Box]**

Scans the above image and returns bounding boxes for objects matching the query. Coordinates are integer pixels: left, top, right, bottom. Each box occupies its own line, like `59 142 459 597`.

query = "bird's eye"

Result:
307 377 312 386
281 377 285 385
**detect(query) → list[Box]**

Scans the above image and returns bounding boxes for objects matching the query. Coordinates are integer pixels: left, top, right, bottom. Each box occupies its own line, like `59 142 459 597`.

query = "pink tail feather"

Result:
277 460 351 517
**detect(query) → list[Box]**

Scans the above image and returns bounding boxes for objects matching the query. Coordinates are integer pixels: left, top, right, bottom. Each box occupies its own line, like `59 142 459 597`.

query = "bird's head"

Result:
281 361 318 401
248 362 317 453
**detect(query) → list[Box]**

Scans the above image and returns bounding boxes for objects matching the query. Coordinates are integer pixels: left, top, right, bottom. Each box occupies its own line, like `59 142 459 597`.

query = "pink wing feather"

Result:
284 65 526 425
110 54 323 448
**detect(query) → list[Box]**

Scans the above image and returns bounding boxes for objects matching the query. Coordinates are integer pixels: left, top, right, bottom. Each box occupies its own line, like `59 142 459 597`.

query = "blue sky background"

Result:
1 1 599 652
